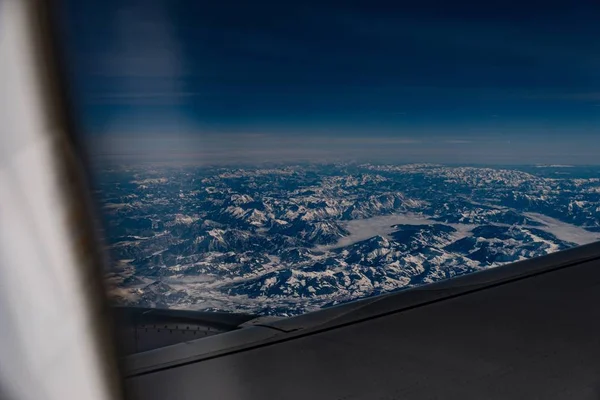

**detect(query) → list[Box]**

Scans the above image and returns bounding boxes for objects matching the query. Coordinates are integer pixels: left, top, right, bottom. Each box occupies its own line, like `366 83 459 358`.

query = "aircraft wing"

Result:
123 240 600 400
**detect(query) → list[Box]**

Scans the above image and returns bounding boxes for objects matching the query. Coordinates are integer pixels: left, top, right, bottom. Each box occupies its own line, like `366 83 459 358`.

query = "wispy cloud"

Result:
341 137 421 145
88 91 203 105
524 92 600 101
445 139 473 144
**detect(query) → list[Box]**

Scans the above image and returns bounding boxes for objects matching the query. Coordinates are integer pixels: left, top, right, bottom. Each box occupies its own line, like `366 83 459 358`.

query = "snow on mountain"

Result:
95 163 600 316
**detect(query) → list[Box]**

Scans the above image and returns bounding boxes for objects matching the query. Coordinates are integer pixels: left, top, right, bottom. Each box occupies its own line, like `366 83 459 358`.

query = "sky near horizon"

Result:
60 0 600 164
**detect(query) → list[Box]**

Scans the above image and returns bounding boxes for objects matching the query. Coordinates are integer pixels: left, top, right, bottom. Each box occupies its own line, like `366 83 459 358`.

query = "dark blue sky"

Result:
61 0 600 164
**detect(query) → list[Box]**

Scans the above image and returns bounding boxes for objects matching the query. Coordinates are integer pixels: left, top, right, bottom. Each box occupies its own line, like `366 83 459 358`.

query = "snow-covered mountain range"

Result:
97 163 600 316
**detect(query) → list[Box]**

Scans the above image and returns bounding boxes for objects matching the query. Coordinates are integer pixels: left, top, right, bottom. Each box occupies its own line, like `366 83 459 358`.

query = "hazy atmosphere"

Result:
60 0 600 164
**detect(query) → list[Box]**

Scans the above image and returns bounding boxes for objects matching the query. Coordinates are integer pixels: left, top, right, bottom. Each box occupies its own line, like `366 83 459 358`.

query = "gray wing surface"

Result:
124 241 600 400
